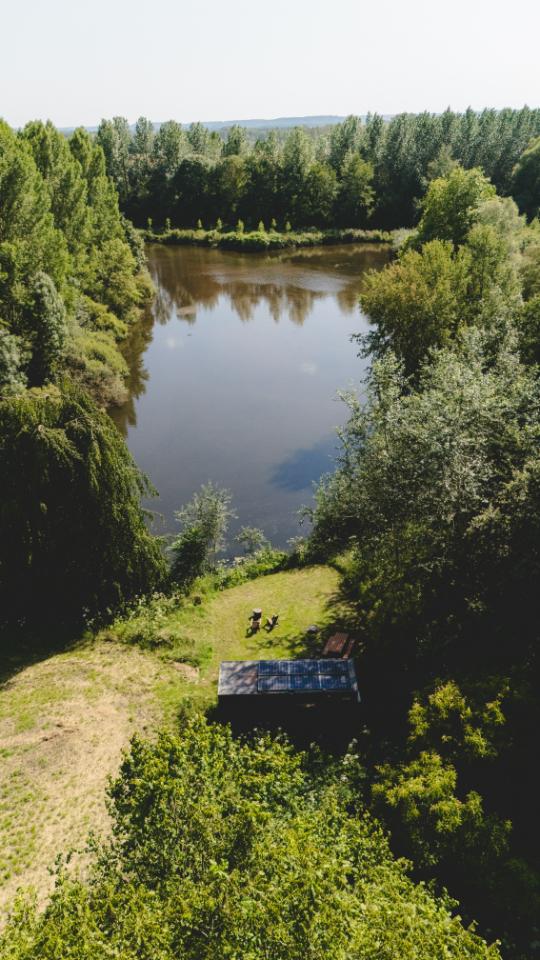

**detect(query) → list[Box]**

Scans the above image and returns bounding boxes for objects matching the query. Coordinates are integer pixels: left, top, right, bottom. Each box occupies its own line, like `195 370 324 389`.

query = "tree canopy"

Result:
1 719 500 960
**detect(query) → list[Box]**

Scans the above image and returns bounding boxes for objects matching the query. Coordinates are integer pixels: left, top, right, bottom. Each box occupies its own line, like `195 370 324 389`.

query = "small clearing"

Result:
0 565 340 916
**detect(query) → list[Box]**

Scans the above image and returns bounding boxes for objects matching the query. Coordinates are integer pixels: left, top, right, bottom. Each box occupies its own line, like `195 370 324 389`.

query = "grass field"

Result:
0 565 340 915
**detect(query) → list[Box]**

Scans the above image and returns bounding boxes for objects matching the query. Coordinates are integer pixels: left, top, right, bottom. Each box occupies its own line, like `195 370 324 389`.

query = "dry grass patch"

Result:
0 641 177 915
0 564 341 916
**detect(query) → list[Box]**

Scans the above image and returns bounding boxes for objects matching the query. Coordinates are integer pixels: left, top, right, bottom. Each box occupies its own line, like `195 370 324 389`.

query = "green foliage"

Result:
512 136 540 220
25 272 66 385
1 719 500 959
411 166 496 248
360 240 468 373
100 108 540 231
170 482 236 582
235 524 269 554
0 118 151 407
335 153 374 226
408 680 508 762
312 331 540 645
359 182 524 374
373 751 511 871
216 547 288 587
311 329 540 952
0 384 166 628
154 225 393 252
0 325 27 394
169 525 209 587
516 294 540 363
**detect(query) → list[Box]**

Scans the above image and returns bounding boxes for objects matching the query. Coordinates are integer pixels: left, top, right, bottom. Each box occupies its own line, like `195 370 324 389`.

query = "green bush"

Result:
1 719 500 960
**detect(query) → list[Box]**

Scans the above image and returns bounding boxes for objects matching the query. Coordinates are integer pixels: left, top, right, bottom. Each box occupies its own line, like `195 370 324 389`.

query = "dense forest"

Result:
0 119 166 628
95 108 540 229
309 166 540 956
2 112 540 958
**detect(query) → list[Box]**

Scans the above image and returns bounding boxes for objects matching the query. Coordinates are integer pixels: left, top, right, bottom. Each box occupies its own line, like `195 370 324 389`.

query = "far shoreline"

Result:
142 225 397 253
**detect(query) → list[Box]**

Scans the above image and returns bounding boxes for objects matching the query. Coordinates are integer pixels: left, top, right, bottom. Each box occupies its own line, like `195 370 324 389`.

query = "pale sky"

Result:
2 0 539 128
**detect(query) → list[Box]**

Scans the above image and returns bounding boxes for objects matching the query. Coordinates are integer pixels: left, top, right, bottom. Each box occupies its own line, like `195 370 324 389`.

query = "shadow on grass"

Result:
0 623 88 686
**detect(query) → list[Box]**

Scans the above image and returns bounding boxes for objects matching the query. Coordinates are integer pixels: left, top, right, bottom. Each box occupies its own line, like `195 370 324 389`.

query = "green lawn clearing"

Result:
0 564 341 915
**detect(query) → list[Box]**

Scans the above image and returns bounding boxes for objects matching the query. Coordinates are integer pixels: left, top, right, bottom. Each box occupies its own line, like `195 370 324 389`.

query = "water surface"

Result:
112 243 389 547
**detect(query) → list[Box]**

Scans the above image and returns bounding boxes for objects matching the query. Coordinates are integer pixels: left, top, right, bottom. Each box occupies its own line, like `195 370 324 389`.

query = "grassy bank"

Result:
0 565 340 913
144 225 394 252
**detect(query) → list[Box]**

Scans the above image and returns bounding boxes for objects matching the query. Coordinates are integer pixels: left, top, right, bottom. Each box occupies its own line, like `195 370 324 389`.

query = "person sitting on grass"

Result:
265 614 279 631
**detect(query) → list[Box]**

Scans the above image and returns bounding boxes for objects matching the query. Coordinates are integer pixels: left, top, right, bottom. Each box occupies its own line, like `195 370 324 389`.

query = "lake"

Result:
112 243 389 548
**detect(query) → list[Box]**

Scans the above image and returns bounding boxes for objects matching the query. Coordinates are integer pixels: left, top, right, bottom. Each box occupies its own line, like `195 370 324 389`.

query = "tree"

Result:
222 124 248 157
281 127 313 222
359 240 469 374
152 120 187 179
235 525 268 554
335 153 374 226
21 120 91 261
187 121 211 156
311 330 540 664
26 272 67 385
511 136 540 221
0 325 27 395
96 117 131 202
328 114 363 172
300 162 337 226
211 155 247 223
0 383 166 629
412 166 496 249
0 120 68 324
170 482 236 577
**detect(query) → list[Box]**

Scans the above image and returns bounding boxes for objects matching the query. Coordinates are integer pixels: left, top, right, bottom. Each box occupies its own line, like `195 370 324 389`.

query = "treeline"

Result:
96 108 540 230
0 119 152 406
309 166 540 957
0 119 166 628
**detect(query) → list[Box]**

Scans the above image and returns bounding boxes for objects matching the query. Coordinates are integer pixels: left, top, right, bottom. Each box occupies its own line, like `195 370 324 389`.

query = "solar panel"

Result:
290 674 321 691
288 660 319 676
318 660 349 678
256 659 355 695
258 660 290 677
320 674 350 690
257 675 291 692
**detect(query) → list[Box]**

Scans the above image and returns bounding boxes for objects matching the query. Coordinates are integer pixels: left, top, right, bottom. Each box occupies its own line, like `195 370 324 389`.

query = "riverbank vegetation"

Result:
309 164 540 957
146 224 393 251
0 119 165 633
0 120 152 407
96 108 540 231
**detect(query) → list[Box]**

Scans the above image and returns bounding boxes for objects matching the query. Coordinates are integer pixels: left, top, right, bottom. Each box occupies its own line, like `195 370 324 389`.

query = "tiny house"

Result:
218 658 360 705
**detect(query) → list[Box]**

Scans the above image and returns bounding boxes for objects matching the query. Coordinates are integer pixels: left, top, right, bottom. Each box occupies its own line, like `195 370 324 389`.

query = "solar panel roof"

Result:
218 659 359 699
256 659 355 695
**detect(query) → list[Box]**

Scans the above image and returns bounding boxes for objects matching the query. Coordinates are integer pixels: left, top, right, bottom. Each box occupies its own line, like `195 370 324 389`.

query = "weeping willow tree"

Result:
0 383 166 630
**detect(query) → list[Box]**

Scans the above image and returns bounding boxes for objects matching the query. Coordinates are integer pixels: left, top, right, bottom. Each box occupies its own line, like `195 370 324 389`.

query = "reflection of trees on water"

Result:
148 244 390 327
110 306 155 436
111 244 390 433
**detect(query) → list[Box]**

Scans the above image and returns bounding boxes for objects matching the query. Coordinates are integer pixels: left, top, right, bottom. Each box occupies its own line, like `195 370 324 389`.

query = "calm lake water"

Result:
112 243 389 548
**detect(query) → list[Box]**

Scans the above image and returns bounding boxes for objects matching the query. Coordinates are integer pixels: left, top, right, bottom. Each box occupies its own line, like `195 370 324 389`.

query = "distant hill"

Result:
59 115 356 136
201 115 347 130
